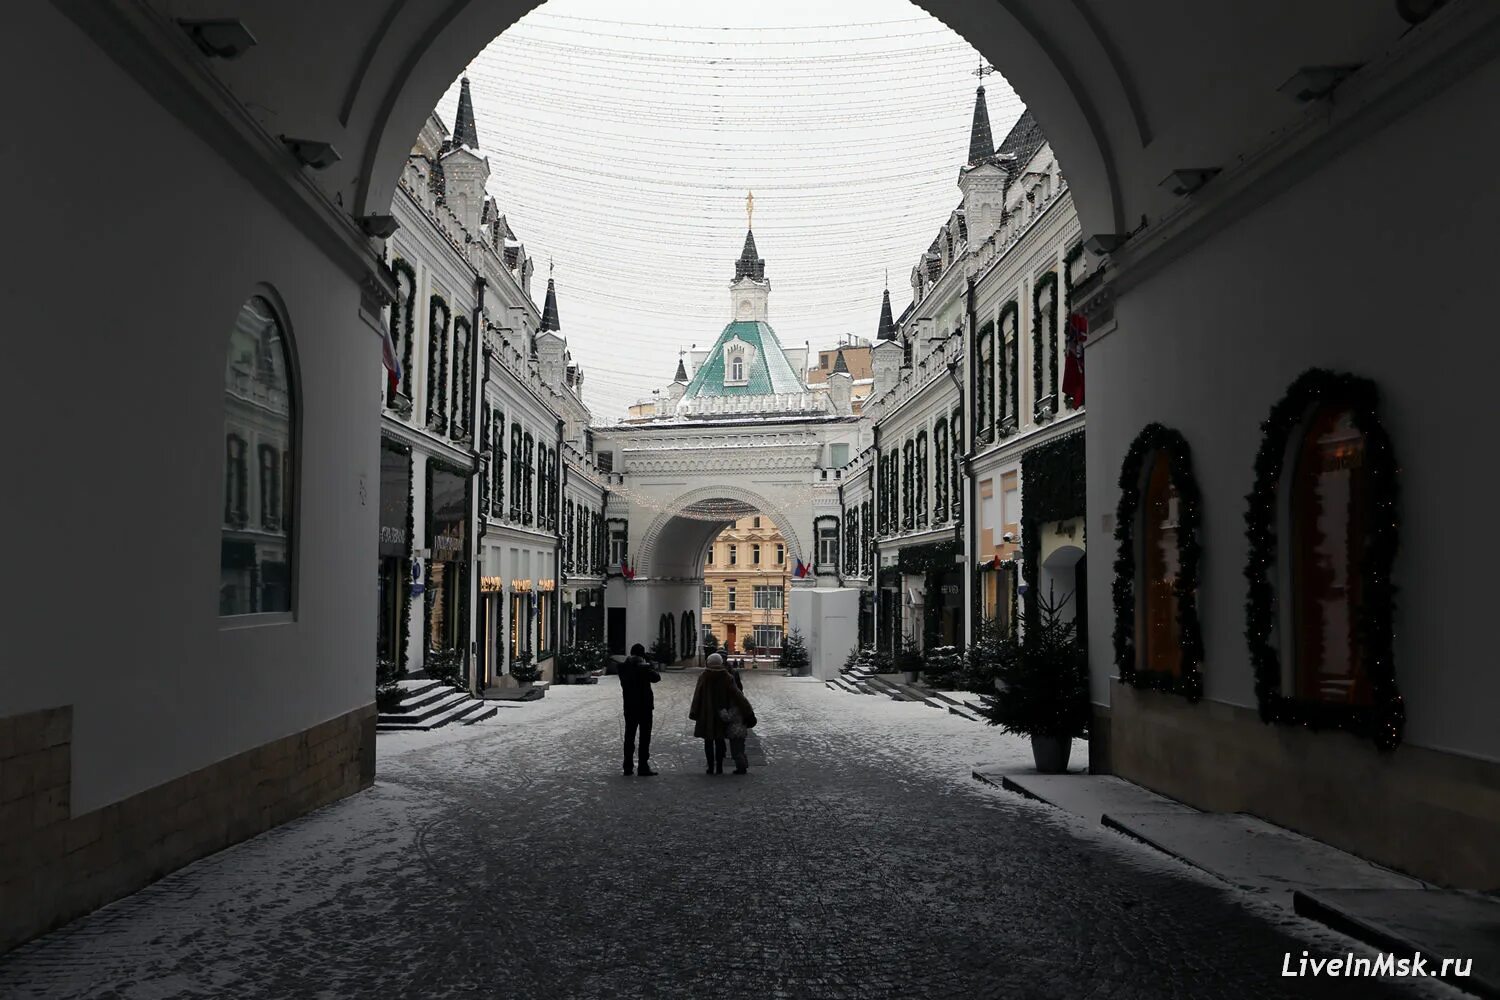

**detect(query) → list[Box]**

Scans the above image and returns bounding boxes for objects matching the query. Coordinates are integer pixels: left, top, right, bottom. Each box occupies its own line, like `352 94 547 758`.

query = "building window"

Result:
706 546 714 567
975 321 994 441
753 585 783 610
816 518 839 571
1290 405 1370 706
609 525 628 567
221 294 295 617
752 625 784 650
727 586 737 611
776 543 785 565
934 419 949 523
596 450 613 473
902 440 914 530
702 585 713 609
729 352 745 382
751 543 761 565
752 516 761 528
915 431 929 527
728 544 738 566
509 425 523 520
522 432 534 525
830 443 850 468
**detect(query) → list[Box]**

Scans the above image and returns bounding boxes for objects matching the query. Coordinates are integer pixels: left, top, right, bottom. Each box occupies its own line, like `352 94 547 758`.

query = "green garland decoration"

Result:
426 295 450 431
896 538 960 576
389 259 417 405
997 300 1019 434
1112 424 1204 700
1020 431 1086 628
1032 271 1059 422
1243 368 1403 751
451 314 471 440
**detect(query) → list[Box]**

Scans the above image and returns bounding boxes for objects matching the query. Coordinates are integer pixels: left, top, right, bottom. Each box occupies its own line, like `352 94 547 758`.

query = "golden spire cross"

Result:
746 190 754 230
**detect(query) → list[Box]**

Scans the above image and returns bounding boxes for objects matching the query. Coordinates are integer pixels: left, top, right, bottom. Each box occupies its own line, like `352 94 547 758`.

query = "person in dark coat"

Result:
618 643 660 776
689 653 757 775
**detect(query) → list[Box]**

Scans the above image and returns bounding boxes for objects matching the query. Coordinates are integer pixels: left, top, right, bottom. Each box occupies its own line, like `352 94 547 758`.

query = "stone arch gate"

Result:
593 418 862 663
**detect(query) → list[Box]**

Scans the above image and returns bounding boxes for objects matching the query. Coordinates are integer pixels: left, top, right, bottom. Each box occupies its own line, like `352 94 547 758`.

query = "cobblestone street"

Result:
0 673 1463 999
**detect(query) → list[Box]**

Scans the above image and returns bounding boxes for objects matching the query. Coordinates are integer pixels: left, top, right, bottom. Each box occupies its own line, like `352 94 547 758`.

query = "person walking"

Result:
689 653 756 775
618 642 660 776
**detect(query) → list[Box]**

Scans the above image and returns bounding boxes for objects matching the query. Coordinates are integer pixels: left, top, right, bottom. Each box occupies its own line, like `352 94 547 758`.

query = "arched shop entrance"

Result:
10 0 1500 953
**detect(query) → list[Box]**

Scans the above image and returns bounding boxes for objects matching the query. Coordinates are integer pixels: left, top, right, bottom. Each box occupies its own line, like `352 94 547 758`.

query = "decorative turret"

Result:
729 192 770 323
536 267 566 386
666 354 689 407
439 75 488 234
827 347 853 414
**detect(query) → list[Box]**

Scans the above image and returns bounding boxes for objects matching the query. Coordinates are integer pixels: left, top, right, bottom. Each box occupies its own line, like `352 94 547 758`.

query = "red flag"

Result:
380 313 402 394
1062 312 1087 408
990 552 1002 570
621 561 635 581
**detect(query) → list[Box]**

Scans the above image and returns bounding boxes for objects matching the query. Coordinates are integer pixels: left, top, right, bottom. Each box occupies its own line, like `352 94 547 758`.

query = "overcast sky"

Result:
435 0 1021 422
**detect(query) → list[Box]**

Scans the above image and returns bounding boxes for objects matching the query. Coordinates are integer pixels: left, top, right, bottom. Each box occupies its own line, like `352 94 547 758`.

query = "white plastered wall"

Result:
2 5 377 812
1085 55 1500 763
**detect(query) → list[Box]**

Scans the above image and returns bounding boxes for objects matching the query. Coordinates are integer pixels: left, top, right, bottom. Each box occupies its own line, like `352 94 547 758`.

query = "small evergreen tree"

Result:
922 645 964 688
976 588 1089 739
778 628 811 676
703 632 720 656
376 657 405 713
510 650 541 684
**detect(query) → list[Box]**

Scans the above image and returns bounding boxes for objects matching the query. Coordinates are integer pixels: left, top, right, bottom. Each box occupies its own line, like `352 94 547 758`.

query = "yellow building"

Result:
701 515 789 654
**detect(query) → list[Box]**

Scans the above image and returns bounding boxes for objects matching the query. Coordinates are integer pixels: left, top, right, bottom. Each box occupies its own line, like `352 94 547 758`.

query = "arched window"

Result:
1243 370 1401 749
1290 404 1370 706
729 352 745 382
974 322 994 442
1113 424 1202 699
221 295 295 617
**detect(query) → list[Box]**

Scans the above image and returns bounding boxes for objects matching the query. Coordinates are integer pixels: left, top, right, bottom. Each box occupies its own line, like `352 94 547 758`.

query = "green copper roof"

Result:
683 321 805 398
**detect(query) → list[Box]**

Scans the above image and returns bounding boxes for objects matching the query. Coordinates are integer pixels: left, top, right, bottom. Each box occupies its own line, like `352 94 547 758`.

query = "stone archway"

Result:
634 485 807 581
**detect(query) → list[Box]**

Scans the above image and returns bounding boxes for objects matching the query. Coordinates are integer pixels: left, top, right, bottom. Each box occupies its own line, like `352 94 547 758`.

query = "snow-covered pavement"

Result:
0 672 1462 998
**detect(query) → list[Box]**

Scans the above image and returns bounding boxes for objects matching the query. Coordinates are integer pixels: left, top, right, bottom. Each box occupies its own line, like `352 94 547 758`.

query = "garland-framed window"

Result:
1113 424 1204 700
491 412 505 518
387 258 417 409
1062 243 1086 413
1032 272 1059 422
915 431 929 528
860 500 872 575
934 419 949 523
998 300 1019 434
450 315 471 441
901 439 914 531
974 322 995 445
426 295 451 431
1244 369 1402 750
876 453 888 535
521 432 534 525
950 409 963 522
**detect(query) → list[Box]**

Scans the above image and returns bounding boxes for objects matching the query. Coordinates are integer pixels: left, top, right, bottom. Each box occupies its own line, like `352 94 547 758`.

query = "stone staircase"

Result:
825 667 985 722
377 677 498 731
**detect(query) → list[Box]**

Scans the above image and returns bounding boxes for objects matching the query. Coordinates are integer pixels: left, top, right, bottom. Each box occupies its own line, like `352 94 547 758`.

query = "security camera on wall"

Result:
1002 531 1014 543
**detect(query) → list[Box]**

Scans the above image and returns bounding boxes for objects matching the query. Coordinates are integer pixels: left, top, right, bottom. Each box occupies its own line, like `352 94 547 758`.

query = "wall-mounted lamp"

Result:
1083 233 1129 257
179 19 257 59
281 137 341 170
360 214 400 239
1277 65 1361 102
1159 168 1221 197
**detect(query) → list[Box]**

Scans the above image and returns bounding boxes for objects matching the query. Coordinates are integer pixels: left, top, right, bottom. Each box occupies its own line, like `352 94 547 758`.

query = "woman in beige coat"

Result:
689 653 757 774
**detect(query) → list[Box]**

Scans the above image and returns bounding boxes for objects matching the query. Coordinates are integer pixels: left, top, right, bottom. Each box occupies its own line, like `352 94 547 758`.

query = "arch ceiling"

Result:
148 0 1422 245
637 487 805 579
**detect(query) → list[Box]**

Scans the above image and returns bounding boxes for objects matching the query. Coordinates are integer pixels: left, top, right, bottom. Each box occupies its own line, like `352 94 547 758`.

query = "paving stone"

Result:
0 675 1462 999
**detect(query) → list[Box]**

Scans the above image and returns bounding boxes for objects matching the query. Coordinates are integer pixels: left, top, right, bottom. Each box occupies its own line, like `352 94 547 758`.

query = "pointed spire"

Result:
734 228 766 282
540 270 561 332
674 352 688 383
967 85 994 165
453 75 479 150
876 286 896 341
832 347 850 375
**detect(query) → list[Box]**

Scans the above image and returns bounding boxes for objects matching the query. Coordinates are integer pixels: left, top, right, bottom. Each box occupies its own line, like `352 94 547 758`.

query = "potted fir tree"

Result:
976 589 1090 773
510 651 541 686
778 628 811 677
897 636 923 685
